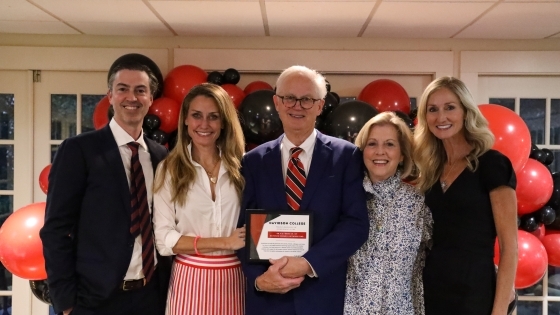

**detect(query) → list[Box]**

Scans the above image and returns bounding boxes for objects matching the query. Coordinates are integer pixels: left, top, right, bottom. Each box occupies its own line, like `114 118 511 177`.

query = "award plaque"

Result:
246 210 313 263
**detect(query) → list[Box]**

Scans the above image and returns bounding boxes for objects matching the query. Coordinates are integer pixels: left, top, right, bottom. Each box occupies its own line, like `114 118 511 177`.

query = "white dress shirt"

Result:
109 119 156 281
280 129 318 277
280 129 317 180
153 143 241 256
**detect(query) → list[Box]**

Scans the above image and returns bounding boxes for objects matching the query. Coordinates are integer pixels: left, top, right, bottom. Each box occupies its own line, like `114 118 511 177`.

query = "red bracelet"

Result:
193 236 201 255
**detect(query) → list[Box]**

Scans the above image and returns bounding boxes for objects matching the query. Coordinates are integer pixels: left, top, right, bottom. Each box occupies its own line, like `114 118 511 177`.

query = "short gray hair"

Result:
276 65 327 99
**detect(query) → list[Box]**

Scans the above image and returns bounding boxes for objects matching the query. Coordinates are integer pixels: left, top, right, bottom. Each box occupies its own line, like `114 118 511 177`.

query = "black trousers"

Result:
69 272 165 315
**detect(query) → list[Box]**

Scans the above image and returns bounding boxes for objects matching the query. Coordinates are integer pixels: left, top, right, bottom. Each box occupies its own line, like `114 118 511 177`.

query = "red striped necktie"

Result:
127 142 155 283
286 147 306 211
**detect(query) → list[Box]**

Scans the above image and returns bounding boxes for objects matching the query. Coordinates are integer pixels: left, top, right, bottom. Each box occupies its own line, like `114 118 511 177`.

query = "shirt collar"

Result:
281 129 317 155
109 118 148 151
187 142 223 165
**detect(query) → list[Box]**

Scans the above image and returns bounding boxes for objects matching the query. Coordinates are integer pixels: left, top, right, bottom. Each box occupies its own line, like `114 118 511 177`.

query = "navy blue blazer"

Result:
40 125 170 314
237 131 369 315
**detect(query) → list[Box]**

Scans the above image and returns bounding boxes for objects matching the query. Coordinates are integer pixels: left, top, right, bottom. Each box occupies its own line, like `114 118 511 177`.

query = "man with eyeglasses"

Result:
237 65 369 315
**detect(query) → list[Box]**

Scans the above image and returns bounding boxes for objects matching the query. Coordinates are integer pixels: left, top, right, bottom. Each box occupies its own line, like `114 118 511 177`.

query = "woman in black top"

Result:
413 76 518 315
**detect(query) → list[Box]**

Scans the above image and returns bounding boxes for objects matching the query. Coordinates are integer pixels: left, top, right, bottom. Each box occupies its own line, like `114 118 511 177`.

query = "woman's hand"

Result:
227 225 246 250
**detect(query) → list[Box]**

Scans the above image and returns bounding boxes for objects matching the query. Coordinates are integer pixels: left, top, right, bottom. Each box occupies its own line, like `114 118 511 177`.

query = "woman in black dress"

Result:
413 76 518 315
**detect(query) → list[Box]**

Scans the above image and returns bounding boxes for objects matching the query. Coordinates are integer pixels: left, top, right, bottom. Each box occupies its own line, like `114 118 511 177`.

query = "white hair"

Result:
276 65 327 99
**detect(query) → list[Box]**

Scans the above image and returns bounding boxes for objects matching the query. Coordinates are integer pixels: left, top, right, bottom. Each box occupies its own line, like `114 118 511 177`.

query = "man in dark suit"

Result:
40 62 170 315
237 65 369 315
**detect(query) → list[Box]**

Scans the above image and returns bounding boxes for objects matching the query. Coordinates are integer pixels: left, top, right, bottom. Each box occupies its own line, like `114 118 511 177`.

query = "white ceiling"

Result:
0 0 559 39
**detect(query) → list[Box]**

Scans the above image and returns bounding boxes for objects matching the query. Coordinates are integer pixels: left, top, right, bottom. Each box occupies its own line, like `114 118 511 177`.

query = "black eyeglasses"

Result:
276 95 322 109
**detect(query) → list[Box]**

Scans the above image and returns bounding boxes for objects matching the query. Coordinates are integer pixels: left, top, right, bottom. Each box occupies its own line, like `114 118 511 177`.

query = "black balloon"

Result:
325 80 331 93
315 116 325 133
530 147 547 164
323 101 379 143
545 215 560 230
143 114 161 131
167 130 178 151
517 216 521 227
30 280 51 304
520 215 539 232
531 143 540 154
223 68 240 85
542 148 555 166
320 92 339 119
238 90 283 144
207 71 224 85
108 53 164 99
538 206 556 225
151 129 169 145
142 128 153 139
394 111 414 129
548 172 560 210
330 92 340 105
409 108 418 120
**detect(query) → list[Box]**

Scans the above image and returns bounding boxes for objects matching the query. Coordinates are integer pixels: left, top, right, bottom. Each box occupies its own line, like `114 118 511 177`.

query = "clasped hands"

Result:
255 256 311 294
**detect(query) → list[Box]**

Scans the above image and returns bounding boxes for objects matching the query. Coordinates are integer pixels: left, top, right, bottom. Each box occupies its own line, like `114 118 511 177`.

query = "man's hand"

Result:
275 256 312 278
255 257 304 293
63 307 73 315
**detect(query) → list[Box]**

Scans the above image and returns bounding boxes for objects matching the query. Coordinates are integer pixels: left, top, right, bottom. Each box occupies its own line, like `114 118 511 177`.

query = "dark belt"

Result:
120 278 146 291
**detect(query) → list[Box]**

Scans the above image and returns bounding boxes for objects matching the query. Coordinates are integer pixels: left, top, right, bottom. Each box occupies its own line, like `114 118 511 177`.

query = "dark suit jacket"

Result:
237 131 369 315
40 125 170 314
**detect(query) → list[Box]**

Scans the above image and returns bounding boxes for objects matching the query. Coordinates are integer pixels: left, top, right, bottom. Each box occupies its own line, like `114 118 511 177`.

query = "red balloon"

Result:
0 202 47 280
221 84 246 109
531 223 546 241
92 95 111 130
495 231 547 289
38 164 51 195
244 81 273 95
163 65 207 104
148 97 181 134
516 158 553 215
546 229 560 236
358 79 410 114
479 104 531 173
542 234 560 267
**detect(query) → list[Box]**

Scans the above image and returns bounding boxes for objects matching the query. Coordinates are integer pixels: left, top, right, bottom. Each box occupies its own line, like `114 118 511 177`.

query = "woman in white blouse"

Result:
153 83 246 315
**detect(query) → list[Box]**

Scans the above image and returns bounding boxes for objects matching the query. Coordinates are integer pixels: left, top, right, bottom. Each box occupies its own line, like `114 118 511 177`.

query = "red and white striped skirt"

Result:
166 254 245 315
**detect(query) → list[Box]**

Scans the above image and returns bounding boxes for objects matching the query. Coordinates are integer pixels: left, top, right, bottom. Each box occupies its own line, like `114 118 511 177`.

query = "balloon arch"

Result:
1 55 559 303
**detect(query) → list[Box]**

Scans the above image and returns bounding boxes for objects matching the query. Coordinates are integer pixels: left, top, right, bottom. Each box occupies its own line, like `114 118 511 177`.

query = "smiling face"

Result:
274 73 324 138
425 87 466 141
185 95 222 149
363 124 403 184
108 69 153 138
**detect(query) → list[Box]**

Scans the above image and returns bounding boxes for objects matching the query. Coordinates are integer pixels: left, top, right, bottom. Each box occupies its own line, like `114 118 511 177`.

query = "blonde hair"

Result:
355 111 414 180
153 83 245 205
413 76 494 192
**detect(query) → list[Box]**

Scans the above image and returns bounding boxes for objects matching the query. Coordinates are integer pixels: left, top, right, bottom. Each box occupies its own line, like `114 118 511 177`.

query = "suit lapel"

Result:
263 137 287 208
300 132 332 210
98 125 132 216
145 137 166 171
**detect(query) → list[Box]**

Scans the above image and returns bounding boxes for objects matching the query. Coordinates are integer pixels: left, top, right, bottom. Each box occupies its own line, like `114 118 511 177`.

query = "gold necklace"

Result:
440 157 464 191
204 158 220 184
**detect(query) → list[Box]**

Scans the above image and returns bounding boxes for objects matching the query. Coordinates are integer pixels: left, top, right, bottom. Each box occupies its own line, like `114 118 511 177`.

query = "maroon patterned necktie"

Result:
127 142 154 283
286 147 306 211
